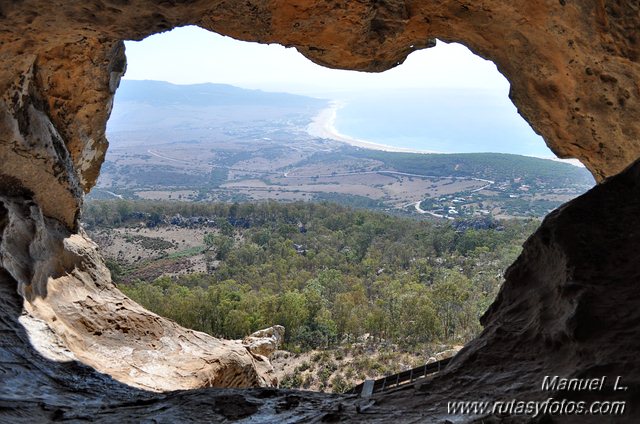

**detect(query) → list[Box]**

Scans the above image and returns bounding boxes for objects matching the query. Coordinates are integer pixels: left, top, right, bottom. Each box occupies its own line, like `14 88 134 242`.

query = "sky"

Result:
121 25 568 159
123 26 508 96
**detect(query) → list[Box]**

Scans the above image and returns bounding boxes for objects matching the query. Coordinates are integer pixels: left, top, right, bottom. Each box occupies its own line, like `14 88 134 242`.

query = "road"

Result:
144 149 496 219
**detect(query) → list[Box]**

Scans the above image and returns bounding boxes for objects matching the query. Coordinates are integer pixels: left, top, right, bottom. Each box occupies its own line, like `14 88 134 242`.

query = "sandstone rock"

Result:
1 0 640 422
380 158 640 422
433 346 462 362
7 150 640 423
1 0 639 202
0 195 275 391
243 325 285 358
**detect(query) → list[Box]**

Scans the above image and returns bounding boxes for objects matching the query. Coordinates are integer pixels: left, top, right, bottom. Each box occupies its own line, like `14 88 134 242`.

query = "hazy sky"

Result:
121 26 566 159
123 26 509 96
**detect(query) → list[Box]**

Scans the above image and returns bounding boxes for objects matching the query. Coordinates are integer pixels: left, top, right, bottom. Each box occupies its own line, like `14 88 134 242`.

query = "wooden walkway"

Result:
347 357 452 397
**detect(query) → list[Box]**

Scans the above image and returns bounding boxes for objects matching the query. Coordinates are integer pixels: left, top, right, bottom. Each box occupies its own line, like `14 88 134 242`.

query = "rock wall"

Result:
378 158 640 422
5 165 640 420
1 0 640 422
0 194 276 392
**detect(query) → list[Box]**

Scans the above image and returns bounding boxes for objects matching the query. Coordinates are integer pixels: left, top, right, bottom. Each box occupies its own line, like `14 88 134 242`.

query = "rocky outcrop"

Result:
425 345 463 364
0 194 275 391
2 0 640 422
243 325 285 358
374 157 640 422
0 0 639 205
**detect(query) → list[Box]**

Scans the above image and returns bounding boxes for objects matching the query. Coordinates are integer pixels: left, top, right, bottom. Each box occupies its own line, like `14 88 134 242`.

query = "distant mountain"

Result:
113 80 325 107
107 80 327 135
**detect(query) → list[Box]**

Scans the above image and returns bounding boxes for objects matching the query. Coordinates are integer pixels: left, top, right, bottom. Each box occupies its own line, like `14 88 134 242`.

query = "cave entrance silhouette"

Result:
2 1 639 422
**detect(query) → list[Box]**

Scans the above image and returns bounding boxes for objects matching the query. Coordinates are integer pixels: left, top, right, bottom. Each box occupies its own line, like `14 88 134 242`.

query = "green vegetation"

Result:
166 245 207 259
84 199 538 351
348 150 594 186
312 192 385 209
123 234 175 250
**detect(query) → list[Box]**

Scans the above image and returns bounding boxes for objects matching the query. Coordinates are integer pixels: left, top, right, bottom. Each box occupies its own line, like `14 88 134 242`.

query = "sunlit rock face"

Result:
243 325 286 358
1 0 640 422
0 195 276 392
397 158 640 422
3 161 640 422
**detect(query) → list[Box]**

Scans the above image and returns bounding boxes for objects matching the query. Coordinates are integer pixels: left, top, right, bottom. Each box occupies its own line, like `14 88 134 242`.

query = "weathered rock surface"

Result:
426 345 463 364
243 325 285 358
2 0 640 422
376 158 640 422
1 0 639 218
0 194 276 392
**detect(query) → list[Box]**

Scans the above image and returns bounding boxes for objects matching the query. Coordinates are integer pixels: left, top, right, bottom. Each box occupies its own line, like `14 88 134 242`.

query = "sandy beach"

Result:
306 101 438 154
307 101 585 168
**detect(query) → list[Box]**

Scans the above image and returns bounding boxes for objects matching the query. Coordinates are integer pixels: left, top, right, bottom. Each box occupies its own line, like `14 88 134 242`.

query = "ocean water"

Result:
332 88 553 157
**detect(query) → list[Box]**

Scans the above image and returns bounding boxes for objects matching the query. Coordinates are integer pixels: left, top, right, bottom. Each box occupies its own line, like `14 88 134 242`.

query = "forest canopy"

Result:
83 200 538 351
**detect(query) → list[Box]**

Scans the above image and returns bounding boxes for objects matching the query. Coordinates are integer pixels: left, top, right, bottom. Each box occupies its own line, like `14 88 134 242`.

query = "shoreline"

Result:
306 101 585 168
306 101 439 154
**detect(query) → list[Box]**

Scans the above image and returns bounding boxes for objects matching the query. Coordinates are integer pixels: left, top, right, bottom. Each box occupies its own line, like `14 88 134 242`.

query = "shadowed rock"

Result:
2 0 640 422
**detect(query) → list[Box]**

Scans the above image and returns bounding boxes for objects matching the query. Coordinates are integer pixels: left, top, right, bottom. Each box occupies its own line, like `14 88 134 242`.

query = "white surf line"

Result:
307 101 439 154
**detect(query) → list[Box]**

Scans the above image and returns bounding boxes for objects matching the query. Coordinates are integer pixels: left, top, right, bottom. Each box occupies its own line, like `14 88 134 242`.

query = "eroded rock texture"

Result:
0 0 638 208
0 195 276 393
1 0 640 423
377 159 640 422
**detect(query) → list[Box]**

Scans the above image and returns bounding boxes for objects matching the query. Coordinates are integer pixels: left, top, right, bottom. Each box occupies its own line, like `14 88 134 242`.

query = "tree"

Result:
203 234 234 260
277 290 308 343
431 270 472 340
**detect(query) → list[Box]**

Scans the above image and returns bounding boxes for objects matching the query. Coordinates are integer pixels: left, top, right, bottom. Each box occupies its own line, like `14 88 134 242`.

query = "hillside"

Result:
348 150 593 186
107 80 327 138
95 80 594 219
83 199 539 392
112 80 326 108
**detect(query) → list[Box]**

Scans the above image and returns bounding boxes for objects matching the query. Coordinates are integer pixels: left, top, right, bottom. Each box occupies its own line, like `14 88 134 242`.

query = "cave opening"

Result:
3 2 639 422
81 26 594 394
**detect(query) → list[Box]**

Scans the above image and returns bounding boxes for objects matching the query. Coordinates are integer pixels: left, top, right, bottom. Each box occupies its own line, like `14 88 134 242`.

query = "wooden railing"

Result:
347 357 453 397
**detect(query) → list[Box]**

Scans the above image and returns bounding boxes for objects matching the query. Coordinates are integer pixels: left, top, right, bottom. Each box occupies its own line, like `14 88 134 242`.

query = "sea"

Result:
332 88 553 157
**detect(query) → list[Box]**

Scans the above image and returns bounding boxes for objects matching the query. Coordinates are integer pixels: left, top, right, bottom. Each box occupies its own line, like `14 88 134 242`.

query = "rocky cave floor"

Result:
1 273 455 424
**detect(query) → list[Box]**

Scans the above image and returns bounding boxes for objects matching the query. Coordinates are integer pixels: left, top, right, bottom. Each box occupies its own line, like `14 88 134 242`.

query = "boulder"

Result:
243 325 285 358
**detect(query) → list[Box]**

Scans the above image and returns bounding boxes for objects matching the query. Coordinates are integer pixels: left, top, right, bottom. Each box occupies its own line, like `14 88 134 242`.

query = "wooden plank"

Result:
347 357 454 395
360 379 375 398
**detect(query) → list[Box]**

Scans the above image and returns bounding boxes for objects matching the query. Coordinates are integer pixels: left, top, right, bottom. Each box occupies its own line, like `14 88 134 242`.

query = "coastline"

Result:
306 101 585 168
306 101 438 154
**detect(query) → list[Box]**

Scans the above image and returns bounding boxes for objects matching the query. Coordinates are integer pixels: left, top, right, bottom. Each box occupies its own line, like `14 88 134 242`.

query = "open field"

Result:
89 226 215 280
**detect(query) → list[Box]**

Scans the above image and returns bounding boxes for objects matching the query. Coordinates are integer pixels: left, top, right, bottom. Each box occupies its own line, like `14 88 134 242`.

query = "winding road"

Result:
142 148 496 219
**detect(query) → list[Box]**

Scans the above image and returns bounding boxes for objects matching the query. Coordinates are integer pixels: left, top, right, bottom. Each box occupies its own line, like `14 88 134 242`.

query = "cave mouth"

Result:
2 1 639 421
80 26 593 394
